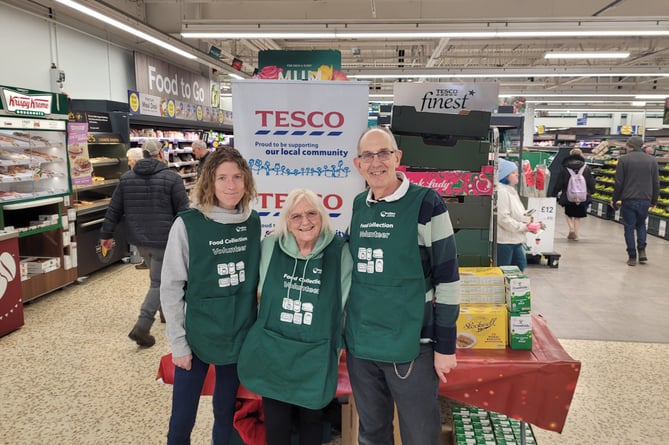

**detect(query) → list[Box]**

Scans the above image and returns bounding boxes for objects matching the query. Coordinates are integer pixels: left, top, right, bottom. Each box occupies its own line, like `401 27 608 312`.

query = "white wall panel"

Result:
0 5 53 91
56 26 133 101
0 4 133 100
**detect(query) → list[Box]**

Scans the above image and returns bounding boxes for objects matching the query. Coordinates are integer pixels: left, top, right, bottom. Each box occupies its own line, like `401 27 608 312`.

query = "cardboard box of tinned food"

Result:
456 304 508 349
458 267 504 285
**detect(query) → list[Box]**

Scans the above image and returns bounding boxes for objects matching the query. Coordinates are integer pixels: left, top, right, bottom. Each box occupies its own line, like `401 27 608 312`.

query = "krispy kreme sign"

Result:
1 87 52 117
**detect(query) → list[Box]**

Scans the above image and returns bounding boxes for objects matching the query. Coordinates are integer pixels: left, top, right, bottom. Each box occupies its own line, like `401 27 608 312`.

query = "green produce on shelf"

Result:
649 207 669 217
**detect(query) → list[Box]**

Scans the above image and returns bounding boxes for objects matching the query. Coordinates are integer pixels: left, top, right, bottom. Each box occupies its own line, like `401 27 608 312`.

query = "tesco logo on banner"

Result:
254 110 344 136
258 192 344 216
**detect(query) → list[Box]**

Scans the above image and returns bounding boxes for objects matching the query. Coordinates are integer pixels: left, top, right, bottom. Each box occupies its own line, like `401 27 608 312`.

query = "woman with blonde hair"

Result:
161 146 261 445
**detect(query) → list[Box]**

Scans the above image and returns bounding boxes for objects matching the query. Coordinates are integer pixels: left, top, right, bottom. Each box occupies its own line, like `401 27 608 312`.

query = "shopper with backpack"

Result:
551 148 596 241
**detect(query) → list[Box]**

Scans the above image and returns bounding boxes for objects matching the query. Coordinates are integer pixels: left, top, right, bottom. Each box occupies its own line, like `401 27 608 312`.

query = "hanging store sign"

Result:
617 125 643 135
393 82 500 114
134 52 211 107
256 50 347 80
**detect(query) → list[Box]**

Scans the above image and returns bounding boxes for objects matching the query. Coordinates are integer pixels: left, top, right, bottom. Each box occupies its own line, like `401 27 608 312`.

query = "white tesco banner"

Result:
232 80 368 235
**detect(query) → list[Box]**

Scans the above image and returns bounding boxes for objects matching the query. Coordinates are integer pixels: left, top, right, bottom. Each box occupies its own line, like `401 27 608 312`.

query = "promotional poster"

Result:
232 80 368 235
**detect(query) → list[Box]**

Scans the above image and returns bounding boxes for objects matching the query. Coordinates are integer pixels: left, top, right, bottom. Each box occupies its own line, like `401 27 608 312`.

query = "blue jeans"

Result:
167 354 240 445
620 200 650 257
136 245 164 331
496 243 527 271
346 344 441 445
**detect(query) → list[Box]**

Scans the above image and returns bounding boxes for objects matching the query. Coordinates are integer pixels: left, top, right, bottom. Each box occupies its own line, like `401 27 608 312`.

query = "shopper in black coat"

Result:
100 139 190 347
550 148 596 241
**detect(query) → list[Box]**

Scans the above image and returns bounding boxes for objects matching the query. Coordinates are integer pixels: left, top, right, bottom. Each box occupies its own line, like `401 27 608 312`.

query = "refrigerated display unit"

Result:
0 84 76 303
69 100 130 277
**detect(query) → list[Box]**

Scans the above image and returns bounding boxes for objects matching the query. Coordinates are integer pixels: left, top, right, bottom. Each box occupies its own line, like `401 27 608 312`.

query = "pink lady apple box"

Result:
397 165 494 197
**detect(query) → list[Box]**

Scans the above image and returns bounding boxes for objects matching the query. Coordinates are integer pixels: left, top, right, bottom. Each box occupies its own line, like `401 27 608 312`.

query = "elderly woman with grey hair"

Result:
237 188 352 445
126 147 144 169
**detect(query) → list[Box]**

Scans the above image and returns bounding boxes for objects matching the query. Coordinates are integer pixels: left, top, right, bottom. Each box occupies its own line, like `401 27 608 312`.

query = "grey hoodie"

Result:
160 205 254 359
259 230 353 307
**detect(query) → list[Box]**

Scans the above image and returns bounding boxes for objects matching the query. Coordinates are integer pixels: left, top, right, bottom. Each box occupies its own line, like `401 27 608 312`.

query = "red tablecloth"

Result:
157 314 580 433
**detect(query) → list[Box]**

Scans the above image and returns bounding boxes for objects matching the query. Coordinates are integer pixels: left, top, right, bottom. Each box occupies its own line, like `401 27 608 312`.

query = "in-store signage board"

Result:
256 50 346 80
232 79 367 235
133 52 226 123
0 85 67 118
393 82 500 114
524 197 557 255
131 53 226 123
134 52 212 107
83 112 112 133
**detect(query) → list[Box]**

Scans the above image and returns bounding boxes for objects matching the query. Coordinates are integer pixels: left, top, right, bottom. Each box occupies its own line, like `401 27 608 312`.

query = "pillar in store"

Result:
523 104 535 150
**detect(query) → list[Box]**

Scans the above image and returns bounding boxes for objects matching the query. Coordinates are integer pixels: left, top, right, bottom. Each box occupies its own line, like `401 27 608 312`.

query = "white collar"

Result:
365 171 410 205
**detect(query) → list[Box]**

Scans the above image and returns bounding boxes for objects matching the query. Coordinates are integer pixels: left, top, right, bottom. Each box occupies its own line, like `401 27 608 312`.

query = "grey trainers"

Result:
638 249 648 264
128 326 155 347
627 257 637 266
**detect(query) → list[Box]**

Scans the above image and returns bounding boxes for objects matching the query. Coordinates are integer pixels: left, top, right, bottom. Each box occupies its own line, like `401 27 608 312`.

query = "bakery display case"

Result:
68 100 130 277
0 84 77 302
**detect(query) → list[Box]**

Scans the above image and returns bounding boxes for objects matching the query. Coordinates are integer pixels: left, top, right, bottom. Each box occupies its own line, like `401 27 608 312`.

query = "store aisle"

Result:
1 211 668 445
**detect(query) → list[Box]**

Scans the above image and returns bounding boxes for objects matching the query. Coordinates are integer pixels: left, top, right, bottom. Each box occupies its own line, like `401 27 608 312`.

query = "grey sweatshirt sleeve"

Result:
160 217 191 358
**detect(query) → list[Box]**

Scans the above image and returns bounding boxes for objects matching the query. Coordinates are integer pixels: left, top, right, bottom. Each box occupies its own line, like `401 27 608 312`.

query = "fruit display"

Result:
649 206 669 217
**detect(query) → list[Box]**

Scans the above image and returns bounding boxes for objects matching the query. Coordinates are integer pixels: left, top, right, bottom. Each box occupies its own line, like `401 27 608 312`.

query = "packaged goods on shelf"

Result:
459 267 504 285
504 273 531 314
38 214 59 223
498 265 521 274
458 267 505 304
460 286 505 303
509 313 533 350
456 304 508 349
452 407 537 445
20 256 61 274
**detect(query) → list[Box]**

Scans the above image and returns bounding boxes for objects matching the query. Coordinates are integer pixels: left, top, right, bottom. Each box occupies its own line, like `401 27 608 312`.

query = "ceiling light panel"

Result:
544 52 630 59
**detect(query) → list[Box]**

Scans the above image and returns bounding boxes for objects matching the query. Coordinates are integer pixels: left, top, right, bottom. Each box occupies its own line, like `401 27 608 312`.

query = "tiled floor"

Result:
1 208 668 445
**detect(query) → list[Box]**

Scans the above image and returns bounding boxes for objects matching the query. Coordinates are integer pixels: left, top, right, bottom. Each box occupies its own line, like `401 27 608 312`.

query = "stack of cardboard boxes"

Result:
456 267 507 350
500 266 532 350
455 266 532 351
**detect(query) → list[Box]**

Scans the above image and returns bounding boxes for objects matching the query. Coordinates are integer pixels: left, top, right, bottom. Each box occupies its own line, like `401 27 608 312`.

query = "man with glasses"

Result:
345 126 460 445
